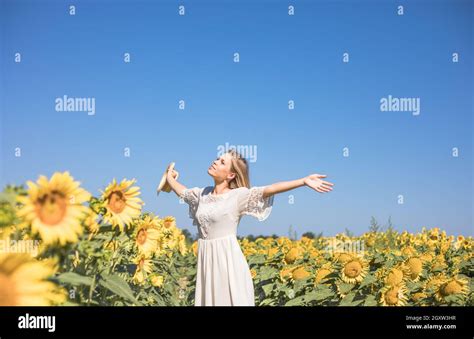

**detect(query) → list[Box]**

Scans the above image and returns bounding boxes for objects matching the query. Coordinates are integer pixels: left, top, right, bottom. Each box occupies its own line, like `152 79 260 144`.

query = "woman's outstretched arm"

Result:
166 167 187 197
262 174 334 199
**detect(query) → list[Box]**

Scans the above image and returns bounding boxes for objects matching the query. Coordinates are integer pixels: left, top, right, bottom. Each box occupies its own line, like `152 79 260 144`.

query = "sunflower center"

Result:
285 248 300 263
0 273 16 306
384 287 399 305
292 268 309 280
413 292 426 301
108 191 126 214
35 190 68 226
441 281 462 296
407 258 423 275
344 261 362 278
137 229 147 245
387 269 404 285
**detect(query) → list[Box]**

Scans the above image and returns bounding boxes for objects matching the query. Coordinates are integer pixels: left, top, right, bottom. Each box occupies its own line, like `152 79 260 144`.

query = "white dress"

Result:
180 185 274 306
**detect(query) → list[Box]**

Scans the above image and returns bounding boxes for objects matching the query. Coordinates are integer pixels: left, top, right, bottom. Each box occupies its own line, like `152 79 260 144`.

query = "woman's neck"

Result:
212 182 231 195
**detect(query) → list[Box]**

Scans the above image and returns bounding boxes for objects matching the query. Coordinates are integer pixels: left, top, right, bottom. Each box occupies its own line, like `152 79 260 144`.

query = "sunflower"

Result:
430 254 447 271
434 276 469 303
267 247 279 259
401 246 417 257
454 236 472 250
333 252 354 264
250 269 257 279
379 283 408 306
411 292 427 303
16 171 91 246
100 178 143 232
438 240 451 253
403 257 424 282
424 274 448 292
132 256 153 285
178 234 188 256
162 216 176 233
308 248 320 259
419 252 433 263
384 266 405 286
365 237 375 247
134 215 161 257
341 257 368 284
0 253 66 305
277 237 291 247
162 236 178 251
314 263 333 285
150 274 165 288
83 209 100 238
243 247 257 257
284 247 302 264
279 267 294 283
291 266 311 281
191 242 198 256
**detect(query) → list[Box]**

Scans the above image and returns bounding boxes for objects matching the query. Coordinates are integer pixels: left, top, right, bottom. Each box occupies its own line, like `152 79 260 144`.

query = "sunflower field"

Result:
0 171 473 306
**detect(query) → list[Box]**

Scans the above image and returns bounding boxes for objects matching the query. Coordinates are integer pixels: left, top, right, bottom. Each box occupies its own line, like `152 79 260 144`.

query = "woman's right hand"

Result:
166 167 187 197
166 168 178 182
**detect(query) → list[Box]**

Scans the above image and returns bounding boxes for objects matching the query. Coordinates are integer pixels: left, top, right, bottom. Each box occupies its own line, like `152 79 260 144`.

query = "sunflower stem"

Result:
88 274 96 305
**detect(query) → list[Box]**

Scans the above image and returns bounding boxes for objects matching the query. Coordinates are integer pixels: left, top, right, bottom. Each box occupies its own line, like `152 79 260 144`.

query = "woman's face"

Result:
208 153 235 182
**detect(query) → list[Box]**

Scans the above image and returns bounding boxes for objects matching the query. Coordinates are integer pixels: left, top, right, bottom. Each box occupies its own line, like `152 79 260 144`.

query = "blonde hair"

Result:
226 149 250 189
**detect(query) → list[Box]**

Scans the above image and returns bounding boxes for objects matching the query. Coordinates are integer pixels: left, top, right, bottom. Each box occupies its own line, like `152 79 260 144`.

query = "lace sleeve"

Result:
179 187 202 225
239 186 274 221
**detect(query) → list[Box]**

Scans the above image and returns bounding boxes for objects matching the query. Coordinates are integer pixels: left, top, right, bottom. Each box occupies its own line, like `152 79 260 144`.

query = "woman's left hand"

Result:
303 174 334 193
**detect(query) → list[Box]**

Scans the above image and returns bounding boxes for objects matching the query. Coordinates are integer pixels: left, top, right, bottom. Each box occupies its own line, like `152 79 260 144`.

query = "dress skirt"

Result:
194 234 255 306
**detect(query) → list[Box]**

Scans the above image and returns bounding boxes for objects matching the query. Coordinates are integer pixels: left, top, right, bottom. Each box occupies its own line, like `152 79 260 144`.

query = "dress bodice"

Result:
180 185 274 239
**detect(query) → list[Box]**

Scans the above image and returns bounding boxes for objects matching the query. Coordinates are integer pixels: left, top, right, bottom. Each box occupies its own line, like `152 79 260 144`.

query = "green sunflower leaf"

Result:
338 282 355 294
285 295 306 306
359 274 376 289
56 272 93 286
363 295 378 306
99 273 142 305
262 283 275 297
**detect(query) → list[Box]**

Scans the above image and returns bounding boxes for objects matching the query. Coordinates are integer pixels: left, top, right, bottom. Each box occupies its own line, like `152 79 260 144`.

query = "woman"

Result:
166 149 334 306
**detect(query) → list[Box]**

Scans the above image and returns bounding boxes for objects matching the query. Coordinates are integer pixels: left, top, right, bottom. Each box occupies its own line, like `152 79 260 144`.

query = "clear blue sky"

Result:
1 0 472 237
